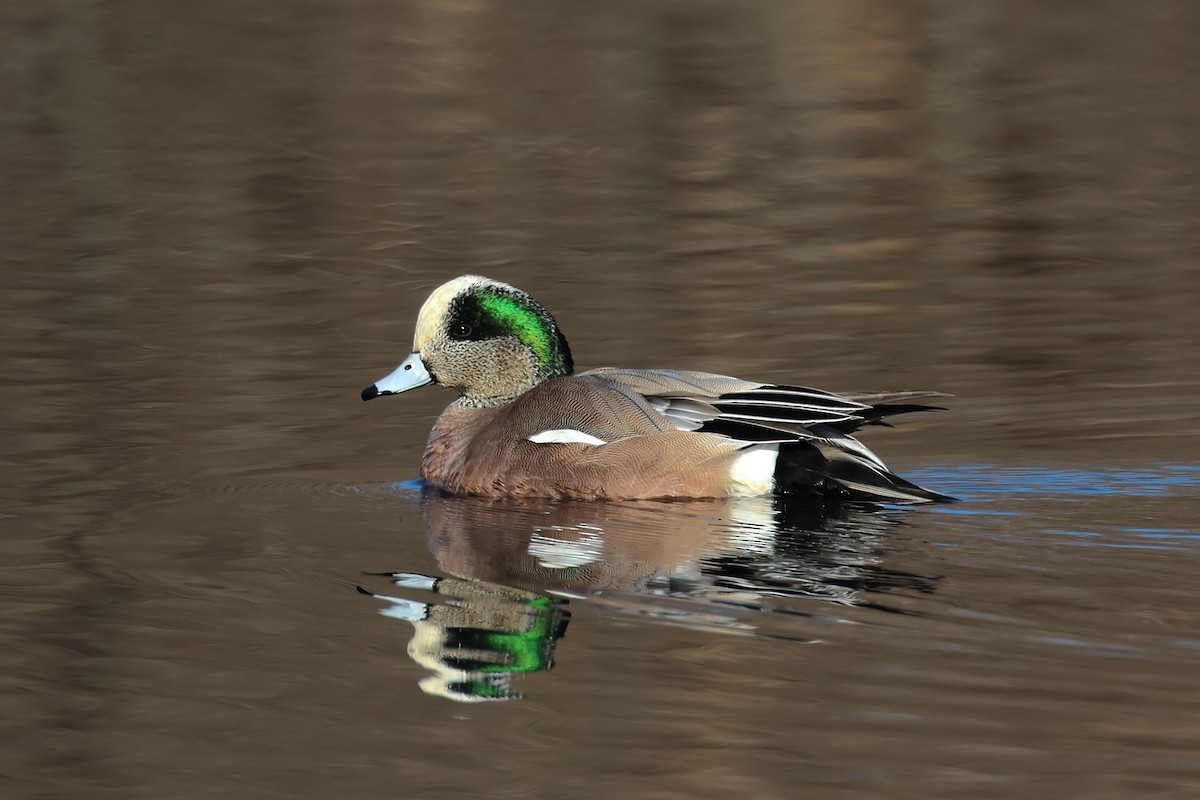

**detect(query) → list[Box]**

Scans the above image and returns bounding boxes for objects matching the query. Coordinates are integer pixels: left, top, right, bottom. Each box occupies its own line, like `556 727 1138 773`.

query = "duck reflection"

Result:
363 491 938 702
364 574 567 702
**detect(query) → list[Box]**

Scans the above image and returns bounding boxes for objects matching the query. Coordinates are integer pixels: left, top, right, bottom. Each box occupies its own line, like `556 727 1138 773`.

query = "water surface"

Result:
4 2 1200 798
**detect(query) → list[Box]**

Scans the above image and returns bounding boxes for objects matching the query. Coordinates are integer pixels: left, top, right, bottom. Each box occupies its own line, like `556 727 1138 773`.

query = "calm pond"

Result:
4 2 1199 798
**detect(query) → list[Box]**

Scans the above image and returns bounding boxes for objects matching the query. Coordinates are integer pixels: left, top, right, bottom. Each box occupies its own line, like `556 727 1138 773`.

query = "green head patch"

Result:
477 292 555 369
447 288 573 378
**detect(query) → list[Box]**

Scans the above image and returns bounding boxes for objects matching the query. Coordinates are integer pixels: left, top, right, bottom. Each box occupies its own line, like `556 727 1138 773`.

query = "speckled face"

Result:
411 276 573 406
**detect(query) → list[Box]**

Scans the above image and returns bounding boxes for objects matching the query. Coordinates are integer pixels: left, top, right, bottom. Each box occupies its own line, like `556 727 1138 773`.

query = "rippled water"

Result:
4 2 1200 798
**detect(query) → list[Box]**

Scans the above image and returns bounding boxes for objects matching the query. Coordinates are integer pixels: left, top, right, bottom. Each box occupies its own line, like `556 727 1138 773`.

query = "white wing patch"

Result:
728 444 779 497
528 429 608 446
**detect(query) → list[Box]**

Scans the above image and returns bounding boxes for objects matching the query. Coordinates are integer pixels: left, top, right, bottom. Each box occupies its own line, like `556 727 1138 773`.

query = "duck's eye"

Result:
449 322 472 340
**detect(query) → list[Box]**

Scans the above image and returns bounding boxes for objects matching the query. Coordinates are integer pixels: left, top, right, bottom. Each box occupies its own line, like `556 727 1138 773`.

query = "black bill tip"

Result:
361 384 381 402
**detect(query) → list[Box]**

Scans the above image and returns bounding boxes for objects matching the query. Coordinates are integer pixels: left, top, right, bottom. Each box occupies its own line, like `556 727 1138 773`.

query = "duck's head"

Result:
361 275 574 408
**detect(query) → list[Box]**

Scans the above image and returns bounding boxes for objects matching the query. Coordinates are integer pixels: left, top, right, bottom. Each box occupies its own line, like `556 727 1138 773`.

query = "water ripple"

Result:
909 464 1200 498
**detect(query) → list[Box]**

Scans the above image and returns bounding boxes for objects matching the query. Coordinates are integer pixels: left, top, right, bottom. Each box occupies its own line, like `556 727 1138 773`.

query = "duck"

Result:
361 275 953 503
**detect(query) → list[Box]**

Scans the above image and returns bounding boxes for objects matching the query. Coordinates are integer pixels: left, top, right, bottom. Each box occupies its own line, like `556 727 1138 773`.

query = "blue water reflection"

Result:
910 465 1200 498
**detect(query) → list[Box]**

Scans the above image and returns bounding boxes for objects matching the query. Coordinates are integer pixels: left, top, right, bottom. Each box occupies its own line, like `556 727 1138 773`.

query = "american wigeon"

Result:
362 275 952 502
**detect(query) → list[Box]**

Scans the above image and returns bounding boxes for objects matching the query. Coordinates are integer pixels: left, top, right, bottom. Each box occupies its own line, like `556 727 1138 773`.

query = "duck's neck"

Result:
456 335 573 409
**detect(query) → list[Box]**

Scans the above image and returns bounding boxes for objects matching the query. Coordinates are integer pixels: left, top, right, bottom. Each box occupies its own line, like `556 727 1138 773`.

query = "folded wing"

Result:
583 368 953 503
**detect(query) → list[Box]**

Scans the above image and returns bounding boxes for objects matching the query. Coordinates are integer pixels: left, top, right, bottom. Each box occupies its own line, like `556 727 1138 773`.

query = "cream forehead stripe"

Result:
412 275 517 351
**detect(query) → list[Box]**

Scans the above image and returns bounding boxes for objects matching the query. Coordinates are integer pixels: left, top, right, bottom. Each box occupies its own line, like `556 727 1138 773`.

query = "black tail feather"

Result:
774 441 956 504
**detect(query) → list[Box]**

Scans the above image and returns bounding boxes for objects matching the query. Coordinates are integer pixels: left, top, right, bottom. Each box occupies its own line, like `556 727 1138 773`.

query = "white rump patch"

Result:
728 444 779 497
527 429 607 446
